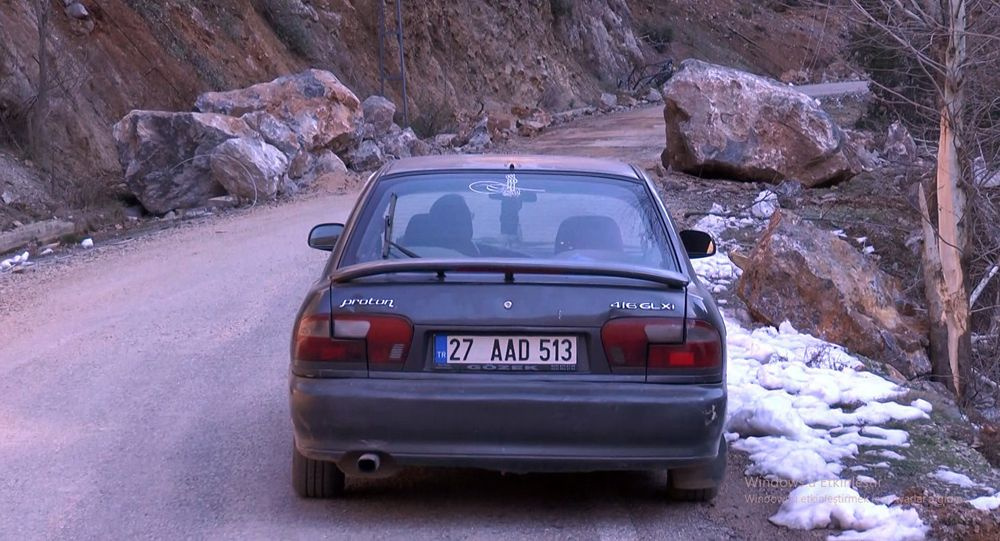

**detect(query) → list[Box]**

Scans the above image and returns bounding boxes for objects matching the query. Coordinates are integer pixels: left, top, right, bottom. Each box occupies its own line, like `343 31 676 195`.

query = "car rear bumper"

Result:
290 376 726 474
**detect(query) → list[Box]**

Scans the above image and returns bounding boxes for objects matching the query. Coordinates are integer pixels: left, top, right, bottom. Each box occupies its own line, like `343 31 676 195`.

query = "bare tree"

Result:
847 0 1000 399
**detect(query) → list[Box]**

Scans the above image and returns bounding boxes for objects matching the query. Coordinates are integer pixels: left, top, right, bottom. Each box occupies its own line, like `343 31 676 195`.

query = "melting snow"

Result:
969 492 1000 511
751 190 779 219
1 251 31 271
770 483 927 541
690 241 934 539
932 468 979 489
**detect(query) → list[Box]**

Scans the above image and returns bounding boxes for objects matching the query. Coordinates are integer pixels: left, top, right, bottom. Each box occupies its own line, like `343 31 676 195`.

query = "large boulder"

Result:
112 111 257 214
736 211 930 377
195 69 361 154
209 137 288 201
662 60 859 187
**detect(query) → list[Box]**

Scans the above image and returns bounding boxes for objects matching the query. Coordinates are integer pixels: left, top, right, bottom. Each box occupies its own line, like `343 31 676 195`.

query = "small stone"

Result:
65 2 89 19
80 238 94 248
646 88 663 102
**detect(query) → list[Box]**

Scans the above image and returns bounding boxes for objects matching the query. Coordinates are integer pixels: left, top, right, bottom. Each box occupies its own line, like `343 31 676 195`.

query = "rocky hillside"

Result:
0 0 848 226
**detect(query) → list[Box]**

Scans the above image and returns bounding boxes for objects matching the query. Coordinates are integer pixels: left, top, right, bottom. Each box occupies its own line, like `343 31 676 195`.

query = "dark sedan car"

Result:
290 154 726 501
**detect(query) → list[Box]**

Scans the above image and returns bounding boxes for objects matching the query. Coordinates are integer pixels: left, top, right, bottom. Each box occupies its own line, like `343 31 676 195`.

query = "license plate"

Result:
434 335 577 366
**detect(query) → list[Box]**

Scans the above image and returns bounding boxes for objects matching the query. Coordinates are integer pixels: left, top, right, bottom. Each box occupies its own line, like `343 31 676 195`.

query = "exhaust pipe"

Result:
357 453 381 474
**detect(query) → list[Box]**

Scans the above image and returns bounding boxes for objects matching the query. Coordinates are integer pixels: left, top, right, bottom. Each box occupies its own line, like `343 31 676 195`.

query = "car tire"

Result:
666 438 726 502
292 442 345 498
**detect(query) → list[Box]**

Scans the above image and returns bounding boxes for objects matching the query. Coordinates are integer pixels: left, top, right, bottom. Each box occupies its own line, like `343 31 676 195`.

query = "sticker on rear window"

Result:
469 174 545 198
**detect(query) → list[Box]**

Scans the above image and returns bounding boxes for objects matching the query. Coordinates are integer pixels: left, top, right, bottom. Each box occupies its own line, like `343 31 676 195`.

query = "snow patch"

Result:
1 251 31 271
932 468 979 489
770 482 927 541
910 399 933 414
693 204 755 245
751 190 779 219
969 492 1000 511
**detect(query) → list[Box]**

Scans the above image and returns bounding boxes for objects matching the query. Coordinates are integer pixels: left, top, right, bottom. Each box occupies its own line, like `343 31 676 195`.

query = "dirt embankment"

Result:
0 0 847 228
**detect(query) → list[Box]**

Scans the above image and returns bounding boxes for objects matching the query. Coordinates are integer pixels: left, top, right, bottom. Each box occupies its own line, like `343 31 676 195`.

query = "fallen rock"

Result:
209 137 288 201
773 179 804 209
433 133 458 148
195 69 361 154
0 219 75 256
487 112 515 139
736 210 930 377
662 60 859 187
380 128 419 159
346 140 384 171
310 150 347 177
286 151 311 179
599 92 618 111
113 111 256 214
409 138 432 157
361 95 397 136
241 111 302 158
65 2 89 19
646 88 663 103
459 116 492 150
884 121 917 163
515 108 552 137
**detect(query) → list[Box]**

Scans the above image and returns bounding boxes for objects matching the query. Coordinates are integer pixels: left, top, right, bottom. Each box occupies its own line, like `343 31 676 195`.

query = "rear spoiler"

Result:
330 258 690 288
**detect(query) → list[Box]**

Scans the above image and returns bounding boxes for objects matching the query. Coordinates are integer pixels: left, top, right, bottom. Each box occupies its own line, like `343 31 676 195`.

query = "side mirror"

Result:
679 229 716 259
308 223 345 251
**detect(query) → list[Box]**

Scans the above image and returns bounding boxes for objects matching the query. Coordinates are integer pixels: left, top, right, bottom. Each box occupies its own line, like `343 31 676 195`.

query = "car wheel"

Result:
292 442 345 498
666 438 726 502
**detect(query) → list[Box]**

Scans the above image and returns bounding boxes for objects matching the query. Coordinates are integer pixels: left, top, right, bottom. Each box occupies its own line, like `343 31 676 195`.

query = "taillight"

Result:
600 317 721 376
293 313 412 366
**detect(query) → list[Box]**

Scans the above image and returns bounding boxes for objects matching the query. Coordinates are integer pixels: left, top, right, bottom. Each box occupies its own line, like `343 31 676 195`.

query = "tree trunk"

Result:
918 186 951 383
932 0 971 398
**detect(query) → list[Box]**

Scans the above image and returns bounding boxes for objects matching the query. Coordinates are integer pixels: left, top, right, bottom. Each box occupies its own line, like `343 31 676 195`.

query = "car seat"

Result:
401 194 479 256
554 215 624 254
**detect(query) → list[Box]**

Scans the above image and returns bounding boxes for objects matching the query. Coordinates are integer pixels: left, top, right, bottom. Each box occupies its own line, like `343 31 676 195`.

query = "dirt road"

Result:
0 102 834 539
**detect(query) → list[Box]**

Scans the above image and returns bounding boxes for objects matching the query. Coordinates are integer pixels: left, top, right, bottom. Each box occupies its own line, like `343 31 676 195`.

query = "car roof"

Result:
381 154 641 179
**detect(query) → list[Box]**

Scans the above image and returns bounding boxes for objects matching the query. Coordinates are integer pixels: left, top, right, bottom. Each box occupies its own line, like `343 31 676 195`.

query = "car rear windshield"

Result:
339 171 679 271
